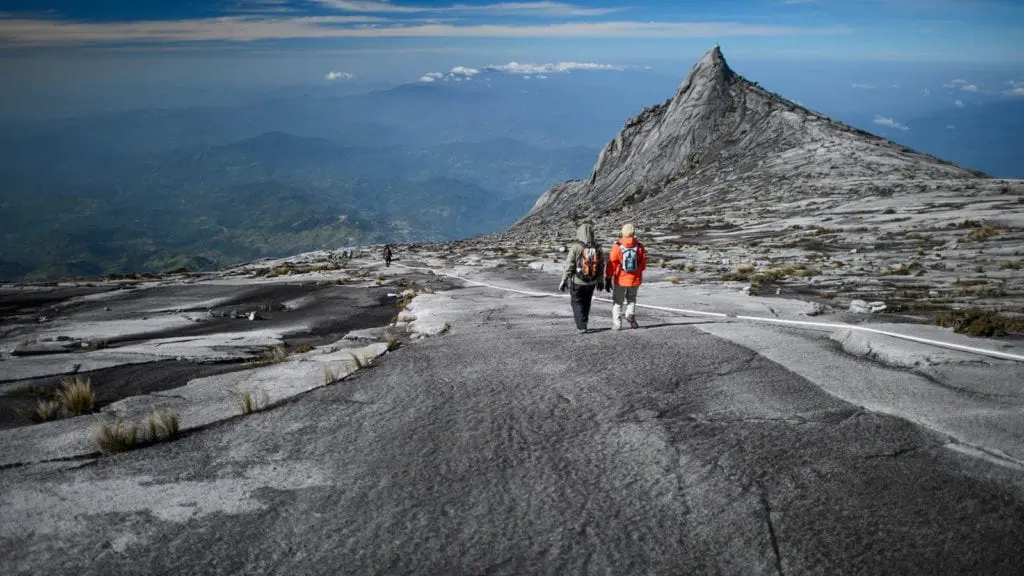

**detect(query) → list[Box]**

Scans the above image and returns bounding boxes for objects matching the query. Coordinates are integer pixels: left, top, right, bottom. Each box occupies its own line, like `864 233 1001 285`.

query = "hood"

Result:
576 223 594 244
618 236 637 248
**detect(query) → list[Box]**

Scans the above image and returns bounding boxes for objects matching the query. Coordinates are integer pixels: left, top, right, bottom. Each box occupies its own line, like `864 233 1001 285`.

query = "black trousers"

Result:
569 283 596 330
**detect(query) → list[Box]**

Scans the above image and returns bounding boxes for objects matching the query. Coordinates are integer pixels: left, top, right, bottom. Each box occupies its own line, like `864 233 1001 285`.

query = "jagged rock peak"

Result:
511 44 982 234
678 44 734 93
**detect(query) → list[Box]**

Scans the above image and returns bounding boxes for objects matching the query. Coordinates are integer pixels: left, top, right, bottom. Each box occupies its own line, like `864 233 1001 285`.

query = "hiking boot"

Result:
612 322 622 331
627 317 639 329
578 325 588 334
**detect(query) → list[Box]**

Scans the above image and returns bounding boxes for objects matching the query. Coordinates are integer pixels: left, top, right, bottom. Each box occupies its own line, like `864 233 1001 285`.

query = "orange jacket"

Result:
606 236 646 287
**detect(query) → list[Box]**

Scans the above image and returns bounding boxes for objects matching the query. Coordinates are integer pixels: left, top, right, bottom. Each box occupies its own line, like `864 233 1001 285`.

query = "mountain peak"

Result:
677 44 734 95
514 45 982 229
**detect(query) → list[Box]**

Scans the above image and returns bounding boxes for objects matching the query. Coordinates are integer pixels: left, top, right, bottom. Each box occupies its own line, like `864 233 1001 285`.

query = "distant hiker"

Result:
383 244 393 267
559 222 606 334
606 222 647 330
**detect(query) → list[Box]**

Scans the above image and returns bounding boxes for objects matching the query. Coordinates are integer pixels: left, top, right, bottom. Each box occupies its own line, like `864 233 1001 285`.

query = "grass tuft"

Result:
28 399 64 423
55 375 96 416
666 276 681 284
251 344 288 367
1000 260 1021 270
94 409 181 454
292 343 314 354
94 418 140 454
384 330 401 351
236 389 269 415
144 409 181 440
322 364 340 385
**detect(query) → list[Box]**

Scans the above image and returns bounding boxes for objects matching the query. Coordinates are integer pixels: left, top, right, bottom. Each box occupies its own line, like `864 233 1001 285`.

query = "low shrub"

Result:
935 309 1024 337
966 226 1000 242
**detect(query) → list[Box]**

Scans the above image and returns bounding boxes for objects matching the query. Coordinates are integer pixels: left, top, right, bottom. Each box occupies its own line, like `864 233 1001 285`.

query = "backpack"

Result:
575 243 601 281
619 242 640 273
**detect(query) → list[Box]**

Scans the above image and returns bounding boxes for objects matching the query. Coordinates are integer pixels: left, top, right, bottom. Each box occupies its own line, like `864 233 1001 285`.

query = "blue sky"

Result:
1 0 1022 60
2 0 1023 119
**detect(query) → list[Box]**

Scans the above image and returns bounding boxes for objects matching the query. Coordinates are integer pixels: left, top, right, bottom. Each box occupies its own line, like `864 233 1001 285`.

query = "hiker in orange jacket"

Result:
605 222 646 330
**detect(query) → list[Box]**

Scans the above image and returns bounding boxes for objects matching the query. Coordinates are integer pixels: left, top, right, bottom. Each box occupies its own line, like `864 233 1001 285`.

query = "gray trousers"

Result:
612 285 639 327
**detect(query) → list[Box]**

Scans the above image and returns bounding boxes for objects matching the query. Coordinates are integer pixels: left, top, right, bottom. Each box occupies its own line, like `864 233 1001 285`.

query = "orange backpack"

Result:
575 244 600 281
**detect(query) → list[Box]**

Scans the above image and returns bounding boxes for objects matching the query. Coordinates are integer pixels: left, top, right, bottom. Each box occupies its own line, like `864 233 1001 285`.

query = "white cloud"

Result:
954 99 965 108
537 74 548 79
960 84 979 92
313 1 624 16
419 71 443 82
1007 87 1024 97
889 84 901 88
448 65 479 77
523 75 532 80
921 88 930 96
851 83 876 89
487 61 622 74
946 125 956 130
951 78 968 84
0 17 857 44
873 114 908 131
325 70 354 81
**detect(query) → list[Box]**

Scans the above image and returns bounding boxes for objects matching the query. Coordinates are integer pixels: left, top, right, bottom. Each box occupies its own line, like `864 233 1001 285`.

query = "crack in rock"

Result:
864 444 931 460
760 483 786 576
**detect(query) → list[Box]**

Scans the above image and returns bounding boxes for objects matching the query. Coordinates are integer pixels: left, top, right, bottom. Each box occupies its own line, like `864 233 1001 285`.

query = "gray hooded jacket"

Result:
562 223 605 287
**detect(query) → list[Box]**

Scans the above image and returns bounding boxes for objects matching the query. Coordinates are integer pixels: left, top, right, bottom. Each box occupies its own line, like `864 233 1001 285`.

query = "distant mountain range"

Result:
0 133 596 281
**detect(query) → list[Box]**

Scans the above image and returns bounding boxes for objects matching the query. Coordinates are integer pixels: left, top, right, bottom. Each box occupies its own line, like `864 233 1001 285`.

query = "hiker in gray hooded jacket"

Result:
558 222 607 334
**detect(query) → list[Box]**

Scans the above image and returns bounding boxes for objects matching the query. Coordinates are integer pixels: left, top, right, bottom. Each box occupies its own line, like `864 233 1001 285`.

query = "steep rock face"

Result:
514 46 983 231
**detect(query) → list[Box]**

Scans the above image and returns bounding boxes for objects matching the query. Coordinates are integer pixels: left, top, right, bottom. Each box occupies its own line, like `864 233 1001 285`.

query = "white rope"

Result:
395 264 1024 363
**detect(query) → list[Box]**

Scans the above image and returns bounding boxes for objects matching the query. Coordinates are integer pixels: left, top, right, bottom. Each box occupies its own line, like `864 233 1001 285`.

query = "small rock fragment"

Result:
849 299 871 313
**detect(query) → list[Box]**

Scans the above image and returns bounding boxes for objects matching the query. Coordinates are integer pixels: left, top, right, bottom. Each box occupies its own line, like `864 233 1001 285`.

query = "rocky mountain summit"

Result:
496 45 1023 323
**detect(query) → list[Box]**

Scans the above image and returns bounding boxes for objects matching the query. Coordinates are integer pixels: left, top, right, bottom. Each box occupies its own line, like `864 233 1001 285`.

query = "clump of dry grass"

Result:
24 376 97 423
322 364 340 385
94 418 139 454
28 399 64 423
250 344 288 367
349 352 375 369
292 343 314 354
93 409 181 455
384 330 401 351
236 389 270 415
1000 260 1021 270
144 409 181 440
55 375 95 416
666 276 681 284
